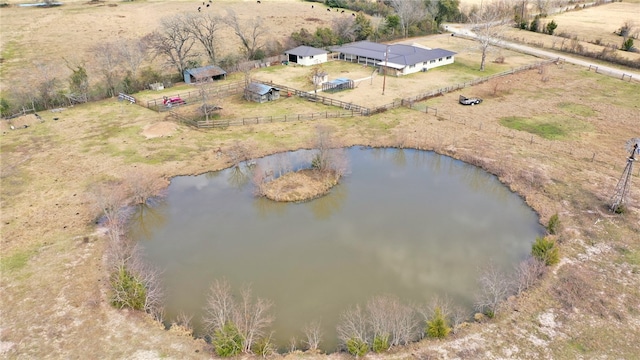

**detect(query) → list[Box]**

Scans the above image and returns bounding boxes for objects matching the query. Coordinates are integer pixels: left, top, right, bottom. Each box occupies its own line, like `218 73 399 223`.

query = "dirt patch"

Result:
141 121 178 139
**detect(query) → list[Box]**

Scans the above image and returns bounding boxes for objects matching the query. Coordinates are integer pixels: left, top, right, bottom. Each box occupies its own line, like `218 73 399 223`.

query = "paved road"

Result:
445 24 640 82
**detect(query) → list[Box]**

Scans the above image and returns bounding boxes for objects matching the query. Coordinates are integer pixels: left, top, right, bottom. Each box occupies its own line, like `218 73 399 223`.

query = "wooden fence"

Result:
161 58 563 129
145 81 245 111
252 80 372 115
225 55 288 73
370 59 561 113
197 110 360 128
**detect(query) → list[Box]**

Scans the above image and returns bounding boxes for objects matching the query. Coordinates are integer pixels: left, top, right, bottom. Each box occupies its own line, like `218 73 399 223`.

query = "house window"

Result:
430 60 435 64
446 56 452 60
310 55 314 59
438 58 443 62
409 64 415 68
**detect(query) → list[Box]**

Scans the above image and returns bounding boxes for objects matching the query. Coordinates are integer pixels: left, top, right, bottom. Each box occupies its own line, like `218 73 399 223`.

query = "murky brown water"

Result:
134 147 543 352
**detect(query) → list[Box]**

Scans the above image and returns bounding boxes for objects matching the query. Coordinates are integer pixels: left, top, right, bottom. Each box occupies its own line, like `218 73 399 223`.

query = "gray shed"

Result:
183 65 227 84
244 83 280 103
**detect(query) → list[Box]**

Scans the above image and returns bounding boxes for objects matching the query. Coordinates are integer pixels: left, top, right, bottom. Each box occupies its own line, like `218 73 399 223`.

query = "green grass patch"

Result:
1 40 20 62
500 116 566 139
622 249 640 266
0 244 40 273
567 339 589 354
499 114 592 140
557 102 596 117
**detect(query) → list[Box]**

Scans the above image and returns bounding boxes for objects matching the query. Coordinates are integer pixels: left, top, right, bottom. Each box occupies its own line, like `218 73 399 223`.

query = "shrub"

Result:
529 15 540 32
212 323 244 357
372 335 389 353
547 213 560 235
546 20 558 35
622 38 634 52
346 338 368 357
532 236 560 266
426 307 451 339
110 266 146 310
252 336 275 357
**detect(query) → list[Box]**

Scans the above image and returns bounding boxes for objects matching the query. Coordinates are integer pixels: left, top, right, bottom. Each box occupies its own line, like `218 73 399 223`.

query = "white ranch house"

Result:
332 41 456 76
284 46 328 66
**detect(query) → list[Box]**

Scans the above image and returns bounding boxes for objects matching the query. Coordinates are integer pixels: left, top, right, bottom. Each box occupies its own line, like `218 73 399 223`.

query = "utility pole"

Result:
382 45 389 95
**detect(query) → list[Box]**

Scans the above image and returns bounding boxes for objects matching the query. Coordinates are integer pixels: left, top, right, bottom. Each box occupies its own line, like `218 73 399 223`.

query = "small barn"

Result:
183 65 227 84
244 83 280 103
284 46 328 66
322 78 354 93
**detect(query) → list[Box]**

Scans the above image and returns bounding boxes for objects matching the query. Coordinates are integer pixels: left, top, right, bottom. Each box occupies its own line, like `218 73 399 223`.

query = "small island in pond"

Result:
259 168 341 202
253 126 347 202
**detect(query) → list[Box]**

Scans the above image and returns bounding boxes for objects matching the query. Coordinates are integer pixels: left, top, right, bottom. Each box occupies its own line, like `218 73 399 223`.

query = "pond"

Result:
133 147 543 352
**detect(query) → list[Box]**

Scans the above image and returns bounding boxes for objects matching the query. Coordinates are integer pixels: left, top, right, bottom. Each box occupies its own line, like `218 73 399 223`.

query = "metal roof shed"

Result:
244 83 280 103
183 65 227 84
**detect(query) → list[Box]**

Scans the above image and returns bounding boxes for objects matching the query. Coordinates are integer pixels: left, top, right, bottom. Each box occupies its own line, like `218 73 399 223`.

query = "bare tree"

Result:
236 286 274 353
535 0 551 14
145 14 199 75
92 42 123 97
474 262 512 316
224 9 267 60
512 257 546 295
337 304 369 349
471 2 510 71
203 280 274 354
203 279 237 333
126 170 167 206
312 125 348 177
388 0 426 38
128 244 164 319
183 12 223 65
117 38 148 82
366 295 418 347
332 16 357 43
227 141 251 167
302 320 323 352
90 180 130 239
32 62 63 109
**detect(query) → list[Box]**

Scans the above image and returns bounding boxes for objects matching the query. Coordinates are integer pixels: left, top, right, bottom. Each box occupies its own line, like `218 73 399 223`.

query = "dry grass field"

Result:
2 1 640 359
0 0 338 87
501 1 640 64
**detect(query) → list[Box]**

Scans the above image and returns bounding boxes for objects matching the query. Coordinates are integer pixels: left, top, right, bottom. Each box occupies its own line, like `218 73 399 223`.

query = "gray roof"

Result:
333 41 456 67
285 45 328 57
184 65 227 79
246 83 279 95
327 78 352 86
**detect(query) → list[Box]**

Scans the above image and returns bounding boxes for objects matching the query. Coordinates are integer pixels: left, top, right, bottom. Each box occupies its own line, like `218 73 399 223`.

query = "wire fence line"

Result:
144 81 246 111
150 58 562 129
251 80 371 115
403 97 617 171
197 110 361 128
